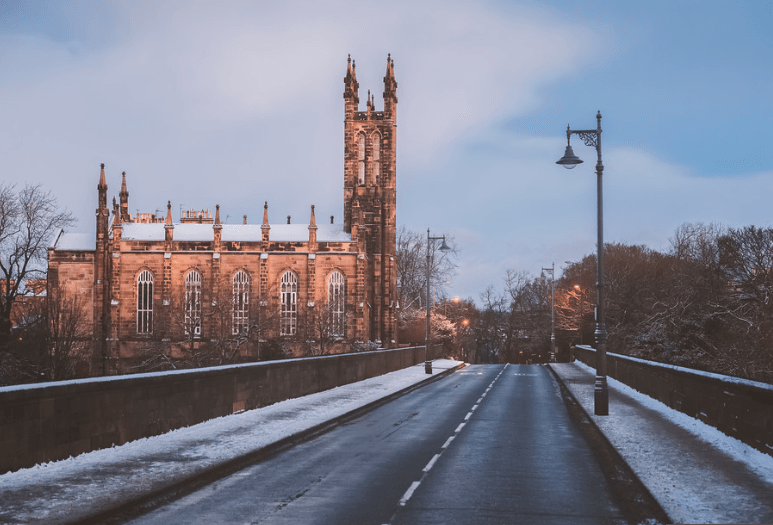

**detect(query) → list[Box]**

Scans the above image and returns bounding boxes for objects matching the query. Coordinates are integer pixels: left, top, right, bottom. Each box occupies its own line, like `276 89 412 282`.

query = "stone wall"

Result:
0 345 443 474
573 346 773 456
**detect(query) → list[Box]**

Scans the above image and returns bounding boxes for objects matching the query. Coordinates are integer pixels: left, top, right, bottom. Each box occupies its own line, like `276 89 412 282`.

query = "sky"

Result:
1 0 772 303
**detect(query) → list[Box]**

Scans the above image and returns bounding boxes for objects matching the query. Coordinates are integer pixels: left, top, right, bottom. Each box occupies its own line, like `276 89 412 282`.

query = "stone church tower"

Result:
343 54 398 345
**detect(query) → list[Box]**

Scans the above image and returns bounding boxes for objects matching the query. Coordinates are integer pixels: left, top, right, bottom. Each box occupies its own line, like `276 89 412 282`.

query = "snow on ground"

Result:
564 360 773 524
0 360 462 525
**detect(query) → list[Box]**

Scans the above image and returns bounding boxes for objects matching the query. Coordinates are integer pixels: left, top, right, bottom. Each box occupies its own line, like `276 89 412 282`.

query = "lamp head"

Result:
439 237 451 252
556 144 583 169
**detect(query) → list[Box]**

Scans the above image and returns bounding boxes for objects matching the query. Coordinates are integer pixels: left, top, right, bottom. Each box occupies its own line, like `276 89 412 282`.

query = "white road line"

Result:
455 422 466 433
423 454 440 472
477 397 483 403
471 404 479 411
442 436 455 449
481 392 487 398
399 481 421 506
464 411 472 421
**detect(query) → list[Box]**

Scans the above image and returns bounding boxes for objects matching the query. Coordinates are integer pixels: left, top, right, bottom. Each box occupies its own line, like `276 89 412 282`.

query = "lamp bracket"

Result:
572 130 599 148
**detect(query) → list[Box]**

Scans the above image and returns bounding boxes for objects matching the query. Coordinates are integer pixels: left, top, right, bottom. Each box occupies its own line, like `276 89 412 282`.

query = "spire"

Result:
98 163 107 191
119 171 130 222
344 54 360 115
262 201 269 226
96 163 109 238
214 204 221 225
383 53 398 110
309 204 316 227
111 197 121 226
165 200 172 225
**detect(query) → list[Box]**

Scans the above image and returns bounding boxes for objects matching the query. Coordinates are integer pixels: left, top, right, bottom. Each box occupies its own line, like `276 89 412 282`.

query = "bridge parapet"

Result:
573 345 773 457
0 345 445 475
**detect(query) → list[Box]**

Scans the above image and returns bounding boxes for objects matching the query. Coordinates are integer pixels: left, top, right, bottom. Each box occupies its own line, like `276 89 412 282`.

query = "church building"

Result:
47 56 399 374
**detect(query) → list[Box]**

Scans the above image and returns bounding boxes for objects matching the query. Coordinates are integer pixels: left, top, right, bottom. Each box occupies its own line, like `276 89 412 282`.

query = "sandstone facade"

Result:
47 57 398 374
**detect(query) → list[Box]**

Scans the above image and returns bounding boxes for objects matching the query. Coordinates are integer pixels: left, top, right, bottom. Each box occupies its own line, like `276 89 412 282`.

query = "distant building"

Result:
47 56 399 374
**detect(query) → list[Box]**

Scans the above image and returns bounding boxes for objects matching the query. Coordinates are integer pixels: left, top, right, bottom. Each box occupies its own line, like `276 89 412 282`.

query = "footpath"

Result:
0 359 463 525
550 361 773 524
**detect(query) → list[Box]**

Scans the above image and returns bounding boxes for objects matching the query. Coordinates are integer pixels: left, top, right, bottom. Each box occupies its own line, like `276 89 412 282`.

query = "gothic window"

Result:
280 271 298 336
328 271 345 337
232 270 249 335
185 270 202 337
136 270 153 334
357 132 366 185
371 132 381 185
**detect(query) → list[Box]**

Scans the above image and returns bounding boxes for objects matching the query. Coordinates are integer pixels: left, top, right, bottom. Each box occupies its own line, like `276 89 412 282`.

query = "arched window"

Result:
185 270 202 337
280 271 298 336
357 132 366 185
328 271 345 337
371 132 381 185
233 270 249 335
136 270 153 334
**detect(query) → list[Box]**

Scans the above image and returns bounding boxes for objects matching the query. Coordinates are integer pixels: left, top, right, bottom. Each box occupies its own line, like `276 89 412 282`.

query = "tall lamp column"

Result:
556 111 608 416
541 262 556 361
426 229 450 374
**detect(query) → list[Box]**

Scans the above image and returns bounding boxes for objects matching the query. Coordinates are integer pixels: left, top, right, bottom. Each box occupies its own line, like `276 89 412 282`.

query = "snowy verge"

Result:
553 361 773 524
0 359 463 525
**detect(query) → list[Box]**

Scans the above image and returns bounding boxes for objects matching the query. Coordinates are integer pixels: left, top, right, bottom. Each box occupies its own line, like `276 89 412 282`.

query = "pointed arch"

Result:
185 270 202 337
280 271 298 336
370 131 381 186
232 270 250 335
136 270 153 334
328 270 346 337
357 132 366 185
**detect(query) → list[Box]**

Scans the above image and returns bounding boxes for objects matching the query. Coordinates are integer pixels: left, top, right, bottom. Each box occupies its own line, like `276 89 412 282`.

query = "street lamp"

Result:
557 110 609 416
426 229 451 374
541 262 556 360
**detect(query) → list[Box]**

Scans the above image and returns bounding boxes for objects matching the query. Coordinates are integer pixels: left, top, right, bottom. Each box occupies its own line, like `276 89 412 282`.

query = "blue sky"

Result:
1 0 772 303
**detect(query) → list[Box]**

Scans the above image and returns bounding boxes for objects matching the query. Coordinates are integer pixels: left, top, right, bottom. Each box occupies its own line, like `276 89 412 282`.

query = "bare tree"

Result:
396 226 458 311
0 183 74 342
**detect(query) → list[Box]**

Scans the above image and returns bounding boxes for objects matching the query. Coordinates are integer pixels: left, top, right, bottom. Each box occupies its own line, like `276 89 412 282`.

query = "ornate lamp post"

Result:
541 263 555 361
426 229 450 374
556 111 608 416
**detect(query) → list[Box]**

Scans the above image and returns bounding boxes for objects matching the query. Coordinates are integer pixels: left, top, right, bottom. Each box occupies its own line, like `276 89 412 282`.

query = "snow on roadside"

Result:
0 360 462 525
574 359 773 485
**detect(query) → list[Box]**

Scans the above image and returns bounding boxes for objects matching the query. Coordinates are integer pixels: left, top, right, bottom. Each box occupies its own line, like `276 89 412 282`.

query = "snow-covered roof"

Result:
222 224 350 242
55 223 353 247
121 223 165 241
50 231 94 251
174 224 214 241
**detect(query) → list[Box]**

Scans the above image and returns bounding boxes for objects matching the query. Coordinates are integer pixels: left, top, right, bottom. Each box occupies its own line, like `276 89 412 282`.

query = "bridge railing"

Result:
0 345 445 475
573 345 773 457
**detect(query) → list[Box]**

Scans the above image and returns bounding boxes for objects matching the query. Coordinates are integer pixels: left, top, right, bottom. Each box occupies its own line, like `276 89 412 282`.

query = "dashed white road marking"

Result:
399 481 421 506
423 454 440 473
392 365 510 522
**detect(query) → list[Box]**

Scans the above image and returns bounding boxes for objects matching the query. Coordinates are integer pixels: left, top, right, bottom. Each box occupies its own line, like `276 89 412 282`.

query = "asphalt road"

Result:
124 365 627 524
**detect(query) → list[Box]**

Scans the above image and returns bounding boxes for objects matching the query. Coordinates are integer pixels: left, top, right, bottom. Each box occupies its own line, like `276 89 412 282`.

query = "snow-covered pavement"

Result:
551 361 773 524
0 359 463 525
